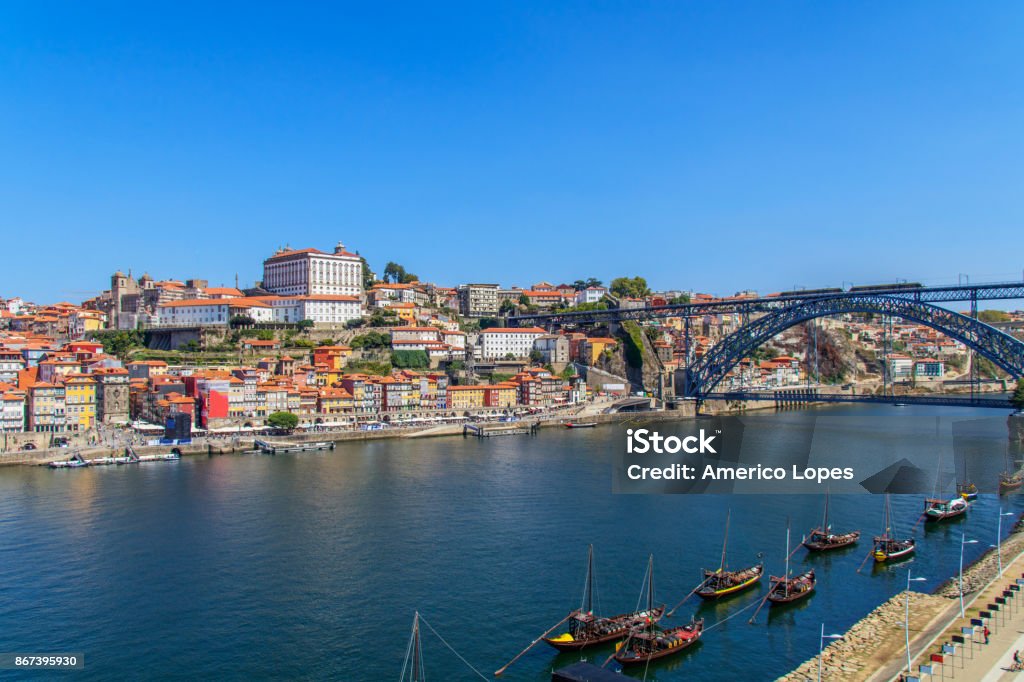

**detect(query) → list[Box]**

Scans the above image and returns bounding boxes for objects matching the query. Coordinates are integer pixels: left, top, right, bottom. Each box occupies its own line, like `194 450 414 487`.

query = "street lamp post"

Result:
818 623 843 682
998 510 1015 577
905 571 928 674
960 532 979 618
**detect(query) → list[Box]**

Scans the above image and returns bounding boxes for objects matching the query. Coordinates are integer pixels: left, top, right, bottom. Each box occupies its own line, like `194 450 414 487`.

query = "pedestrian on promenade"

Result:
984 625 990 644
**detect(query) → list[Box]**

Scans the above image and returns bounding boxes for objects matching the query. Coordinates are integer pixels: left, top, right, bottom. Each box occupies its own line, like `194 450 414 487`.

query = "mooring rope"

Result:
418 613 490 681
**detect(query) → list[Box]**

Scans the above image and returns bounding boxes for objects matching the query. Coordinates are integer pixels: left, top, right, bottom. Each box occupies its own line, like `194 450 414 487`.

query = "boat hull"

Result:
696 565 763 600
803 530 860 552
767 571 816 605
613 622 703 666
543 607 665 651
873 543 915 563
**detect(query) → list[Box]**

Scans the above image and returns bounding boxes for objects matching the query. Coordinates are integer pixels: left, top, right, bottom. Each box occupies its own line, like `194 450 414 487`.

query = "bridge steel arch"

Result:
684 294 1024 398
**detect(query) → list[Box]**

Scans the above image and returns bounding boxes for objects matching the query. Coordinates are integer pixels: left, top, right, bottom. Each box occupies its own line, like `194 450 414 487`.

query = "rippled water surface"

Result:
0 404 1020 680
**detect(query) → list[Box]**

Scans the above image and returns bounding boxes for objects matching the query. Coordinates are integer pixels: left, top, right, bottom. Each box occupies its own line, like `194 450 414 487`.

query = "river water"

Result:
0 404 1020 681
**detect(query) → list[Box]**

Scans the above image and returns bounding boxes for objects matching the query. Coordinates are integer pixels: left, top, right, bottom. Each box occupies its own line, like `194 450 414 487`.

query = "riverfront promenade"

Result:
877 544 1024 682
780 518 1024 681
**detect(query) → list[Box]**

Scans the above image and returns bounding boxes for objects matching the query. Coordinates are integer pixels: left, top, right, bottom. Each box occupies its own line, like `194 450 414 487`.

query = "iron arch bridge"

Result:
683 294 1024 398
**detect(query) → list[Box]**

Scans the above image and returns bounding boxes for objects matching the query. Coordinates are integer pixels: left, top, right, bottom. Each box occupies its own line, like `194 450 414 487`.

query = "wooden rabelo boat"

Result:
957 482 979 501
612 556 703 666
873 494 915 563
803 489 860 552
768 524 816 605
957 455 979 501
1000 471 1024 494
923 496 968 522
696 511 763 600
542 546 665 652
1000 447 1023 494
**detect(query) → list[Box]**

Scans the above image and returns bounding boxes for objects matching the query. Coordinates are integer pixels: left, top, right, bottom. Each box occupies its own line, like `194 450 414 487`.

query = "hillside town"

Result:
2 241 1022 446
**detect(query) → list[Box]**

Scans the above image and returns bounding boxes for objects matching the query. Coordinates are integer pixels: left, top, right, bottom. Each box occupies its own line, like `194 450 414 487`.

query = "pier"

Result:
462 422 539 438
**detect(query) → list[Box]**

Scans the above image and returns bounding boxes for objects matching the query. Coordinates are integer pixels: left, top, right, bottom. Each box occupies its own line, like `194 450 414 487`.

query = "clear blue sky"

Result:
2 2 1022 303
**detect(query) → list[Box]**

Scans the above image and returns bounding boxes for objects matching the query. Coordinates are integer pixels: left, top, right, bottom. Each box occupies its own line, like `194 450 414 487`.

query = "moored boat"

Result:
564 422 597 429
1000 472 1024 494
696 510 763 600
1000 447 1023 494
48 452 89 468
957 482 979 501
542 546 665 652
803 489 860 552
924 497 967 521
767 569 815 604
768 523 816 605
873 494 915 563
612 617 703 666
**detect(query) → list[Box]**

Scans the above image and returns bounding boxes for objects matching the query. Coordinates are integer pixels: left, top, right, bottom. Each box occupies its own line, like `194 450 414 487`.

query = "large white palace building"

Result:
261 242 364 297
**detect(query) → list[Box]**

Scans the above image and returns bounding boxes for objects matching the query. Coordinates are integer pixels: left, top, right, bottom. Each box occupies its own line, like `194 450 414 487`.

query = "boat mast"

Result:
401 611 425 682
647 554 654 614
582 544 594 615
719 509 731 572
822 487 830 533
784 521 791 597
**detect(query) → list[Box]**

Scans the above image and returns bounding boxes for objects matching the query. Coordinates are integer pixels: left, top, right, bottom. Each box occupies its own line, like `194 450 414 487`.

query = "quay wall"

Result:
1 405 696 467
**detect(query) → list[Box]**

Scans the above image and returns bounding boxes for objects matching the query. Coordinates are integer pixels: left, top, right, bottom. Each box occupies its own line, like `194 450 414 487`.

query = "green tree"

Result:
229 315 255 327
479 317 501 330
979 310 1011 324
529 349 544 363
357 253 376 288
91 329 145 360
267 411 299 432
585 277 603 288
499 299 517 315
391 349 429 369
317 338 335 346
296 319 315 331
351 331 390 349
1012 379 1024 411
560 365 577 380
383 262 412 283
180 340 200 353
254 329 275 341
610 276 651 299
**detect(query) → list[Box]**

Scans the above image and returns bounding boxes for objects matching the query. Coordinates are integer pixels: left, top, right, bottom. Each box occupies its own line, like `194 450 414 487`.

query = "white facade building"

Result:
156 299 274 327
575 286 607 305
265 296 363 325
479 327 547 359
1 393 25 432
262 243 364 297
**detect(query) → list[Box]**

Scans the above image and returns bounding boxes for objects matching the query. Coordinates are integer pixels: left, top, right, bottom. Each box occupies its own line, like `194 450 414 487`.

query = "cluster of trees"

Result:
350 331 390 349
572 278 603 291
382 262 418 284
367 308 401 327
610 276 651 299
979 310 1011 324
229 315 255 327
91 329 145 360
391 349 429 369
267 411 299 432
1013 379 1024 411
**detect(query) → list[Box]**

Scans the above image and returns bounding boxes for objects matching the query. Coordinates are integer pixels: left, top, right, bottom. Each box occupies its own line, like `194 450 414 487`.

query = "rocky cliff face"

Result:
592 321 664 394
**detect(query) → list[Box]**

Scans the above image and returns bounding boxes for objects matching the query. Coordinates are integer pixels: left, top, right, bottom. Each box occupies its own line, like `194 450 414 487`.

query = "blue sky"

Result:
1 2 1022 303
